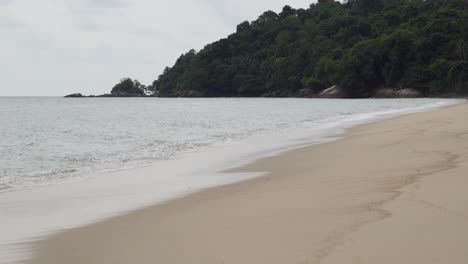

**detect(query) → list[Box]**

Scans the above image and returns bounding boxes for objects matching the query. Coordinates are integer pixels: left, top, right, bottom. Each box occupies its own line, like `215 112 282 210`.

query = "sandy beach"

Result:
28 102 468 264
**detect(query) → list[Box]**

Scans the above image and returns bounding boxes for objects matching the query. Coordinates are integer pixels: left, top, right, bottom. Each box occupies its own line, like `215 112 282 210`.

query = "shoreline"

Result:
1 99 457 195
27 102 468 264
2 99 458 264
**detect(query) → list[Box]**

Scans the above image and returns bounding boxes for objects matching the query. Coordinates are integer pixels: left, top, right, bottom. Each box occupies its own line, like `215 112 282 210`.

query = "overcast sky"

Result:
0 0 315 96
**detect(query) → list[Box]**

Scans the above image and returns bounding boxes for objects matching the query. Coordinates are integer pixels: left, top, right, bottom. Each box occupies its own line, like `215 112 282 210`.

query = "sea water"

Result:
0 97 462 263
0 97 459 193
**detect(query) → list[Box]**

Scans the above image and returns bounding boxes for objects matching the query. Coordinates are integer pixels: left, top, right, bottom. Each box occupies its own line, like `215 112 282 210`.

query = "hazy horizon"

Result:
0 0 314 96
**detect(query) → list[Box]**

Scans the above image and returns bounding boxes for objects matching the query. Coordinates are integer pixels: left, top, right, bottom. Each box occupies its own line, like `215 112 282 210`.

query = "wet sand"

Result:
29 102 468 264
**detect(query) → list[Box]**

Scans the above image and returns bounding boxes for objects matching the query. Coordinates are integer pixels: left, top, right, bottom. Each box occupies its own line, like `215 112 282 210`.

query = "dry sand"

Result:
29 102 468 264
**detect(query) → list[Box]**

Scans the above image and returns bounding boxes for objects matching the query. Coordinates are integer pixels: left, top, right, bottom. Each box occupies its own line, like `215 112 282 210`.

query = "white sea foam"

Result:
0 98 463 263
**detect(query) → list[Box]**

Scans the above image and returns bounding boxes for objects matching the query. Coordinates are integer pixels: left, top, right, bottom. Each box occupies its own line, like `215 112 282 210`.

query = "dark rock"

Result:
375 88 423 98
298 88 316 98
263 90 294 97
319 85 345 98
399 88 423 98
374 88 396 98
175 90 205 97
111 91 143 97
64 93 83 98
96 94 113 97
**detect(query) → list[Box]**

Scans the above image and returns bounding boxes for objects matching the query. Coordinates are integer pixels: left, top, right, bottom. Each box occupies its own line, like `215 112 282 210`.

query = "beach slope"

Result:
30 102 468 264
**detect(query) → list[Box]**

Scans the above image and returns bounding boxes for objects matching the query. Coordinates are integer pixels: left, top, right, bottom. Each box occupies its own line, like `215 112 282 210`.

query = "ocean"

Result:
0 97 461 263
0 97 458 193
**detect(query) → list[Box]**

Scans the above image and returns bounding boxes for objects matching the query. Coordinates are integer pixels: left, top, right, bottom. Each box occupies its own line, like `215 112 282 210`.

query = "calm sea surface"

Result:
0 97 455 192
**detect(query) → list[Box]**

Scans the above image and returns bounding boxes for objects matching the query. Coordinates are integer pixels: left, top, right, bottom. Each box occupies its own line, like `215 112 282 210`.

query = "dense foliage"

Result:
111 78 145 96
150 0 467 97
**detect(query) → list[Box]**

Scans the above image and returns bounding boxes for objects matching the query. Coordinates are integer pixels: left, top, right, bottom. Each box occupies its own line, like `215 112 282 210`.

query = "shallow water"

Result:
0 97 456 193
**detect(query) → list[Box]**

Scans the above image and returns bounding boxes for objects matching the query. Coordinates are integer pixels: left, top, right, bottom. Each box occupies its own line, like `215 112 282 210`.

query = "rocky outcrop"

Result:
261 90 292 97
111 91 144 97
174 90 205 97
375 88 423 98
298 88 316 98
374 88 395 98
64 93 83 98
64 92 147 97
399 88 423 97
319 85 345 98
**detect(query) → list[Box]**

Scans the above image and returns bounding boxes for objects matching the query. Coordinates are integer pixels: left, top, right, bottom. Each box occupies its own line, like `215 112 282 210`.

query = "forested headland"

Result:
113 0 468 98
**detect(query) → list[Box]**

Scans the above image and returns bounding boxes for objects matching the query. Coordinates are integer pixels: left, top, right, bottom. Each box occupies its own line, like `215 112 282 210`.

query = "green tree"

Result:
111 78 144 96
123 0 468 98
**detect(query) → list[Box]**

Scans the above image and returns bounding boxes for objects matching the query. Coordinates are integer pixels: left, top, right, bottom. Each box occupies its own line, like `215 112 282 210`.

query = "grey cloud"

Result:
0 0 14 5
75 20 105 32
0 14 22 29
89 0 128 8
66 0 128 10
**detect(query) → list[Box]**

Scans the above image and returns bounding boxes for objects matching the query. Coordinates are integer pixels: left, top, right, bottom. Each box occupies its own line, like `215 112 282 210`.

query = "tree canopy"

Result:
111 78 145 96
130 0 468 97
